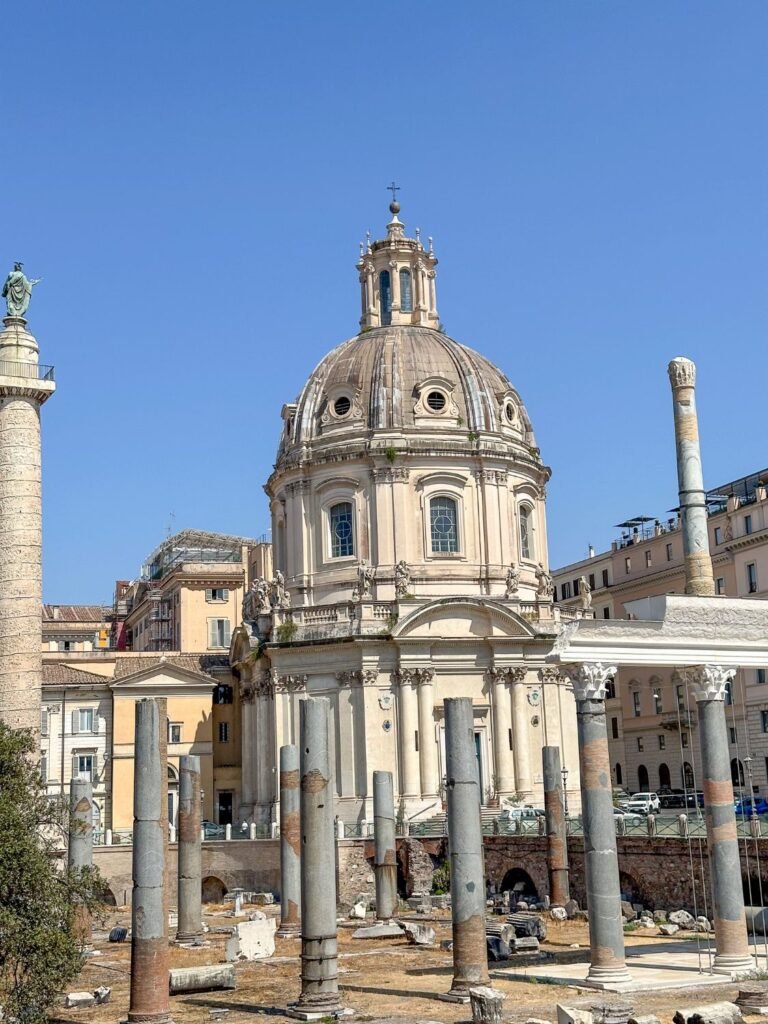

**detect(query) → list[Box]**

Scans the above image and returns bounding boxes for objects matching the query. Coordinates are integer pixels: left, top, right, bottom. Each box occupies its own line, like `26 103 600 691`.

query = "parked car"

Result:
735 797 768 817
613 807 643 826
625 791 661 814
659 789 686 809
202 819 225 839
499 806 545 821
613 788 632 808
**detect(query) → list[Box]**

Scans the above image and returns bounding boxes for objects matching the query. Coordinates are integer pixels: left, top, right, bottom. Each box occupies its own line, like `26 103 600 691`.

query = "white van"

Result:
626 791 660 814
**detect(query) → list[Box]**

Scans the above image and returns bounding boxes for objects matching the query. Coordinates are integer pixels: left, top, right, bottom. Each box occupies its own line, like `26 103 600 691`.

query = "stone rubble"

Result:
669 910 696 928
399 920 436 946
672 1002 742 1024
225 916 276 961
469 985 505 1024
64 992 95 1008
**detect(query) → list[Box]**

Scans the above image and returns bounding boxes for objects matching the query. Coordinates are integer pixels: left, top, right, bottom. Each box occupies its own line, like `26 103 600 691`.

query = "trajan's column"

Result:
0 264 55 733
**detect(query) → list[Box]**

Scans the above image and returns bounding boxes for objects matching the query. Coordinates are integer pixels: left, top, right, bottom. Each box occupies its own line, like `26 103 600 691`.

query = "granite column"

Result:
277 744 301 937
373 770 397 921
176 754 202 943
542 746 569 907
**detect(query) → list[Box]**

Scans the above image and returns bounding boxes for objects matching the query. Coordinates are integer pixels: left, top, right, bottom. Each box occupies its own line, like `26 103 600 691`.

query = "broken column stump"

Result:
469 985 506 1024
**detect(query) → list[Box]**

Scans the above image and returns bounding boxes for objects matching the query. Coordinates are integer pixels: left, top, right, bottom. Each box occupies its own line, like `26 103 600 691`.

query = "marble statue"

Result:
578 574 592 610
2 263 41 318
395 559 411 597
243 578 271 620
271 570 291 610
352 561 375 600
535 562 554 599
505 563 520 597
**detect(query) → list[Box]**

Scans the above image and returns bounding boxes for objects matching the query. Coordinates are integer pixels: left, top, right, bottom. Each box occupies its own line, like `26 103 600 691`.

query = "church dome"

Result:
277 325 538 466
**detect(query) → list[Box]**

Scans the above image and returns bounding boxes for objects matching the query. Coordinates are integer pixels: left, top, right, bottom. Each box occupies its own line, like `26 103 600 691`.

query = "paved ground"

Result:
57 909 758 1024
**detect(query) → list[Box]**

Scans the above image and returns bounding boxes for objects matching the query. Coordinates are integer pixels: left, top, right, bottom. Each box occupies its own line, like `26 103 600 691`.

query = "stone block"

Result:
557 1005 593 1024
512 936 540 953
628 1017 660 1024
508 912 547 940
620 901 636 921
486 922 515 944
352 924 403 939
551 907 568 921
669 910 695 928
652 911 668 923
659 924 679 936
93 986 112 1005
65 992 95 1008
695 917 712 932
400 921 435 945
469 985 506 1024
638 916 655 928
253 891 275 905
672 1003 742 1024
486 935 511 961
565 899 579 919
225 918 276 961
349 901 367 919
169 964 236 994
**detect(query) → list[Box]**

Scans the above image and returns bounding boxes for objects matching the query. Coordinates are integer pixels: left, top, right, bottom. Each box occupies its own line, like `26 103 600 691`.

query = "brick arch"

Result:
500 867 539 899
202 875 227 903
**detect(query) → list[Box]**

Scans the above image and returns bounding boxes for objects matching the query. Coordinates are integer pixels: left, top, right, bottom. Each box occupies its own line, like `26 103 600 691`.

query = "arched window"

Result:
399 268 413 312
682 761 694 789
659 763 671 789
605 679 616 700
638 764 649 791
731 758 745 788
430 496 459 553
519 504 534 560
724 681 733 706
380 270 392 325
615 762 623 785
329 501 354 558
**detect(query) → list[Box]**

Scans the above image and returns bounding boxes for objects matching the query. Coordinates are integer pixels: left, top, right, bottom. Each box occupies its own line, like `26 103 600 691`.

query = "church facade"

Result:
231 201 582 826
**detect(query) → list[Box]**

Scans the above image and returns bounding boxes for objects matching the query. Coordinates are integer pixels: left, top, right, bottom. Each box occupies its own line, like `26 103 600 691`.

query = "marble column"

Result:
417 669 438 797
397 669 420 798
277 744 301 937
687 665 753 974
667 357 715 597
569 663 630 987
511 669 532 796
489 669 515 795
240 680 256 812
68 777 93 942
254 670 276 821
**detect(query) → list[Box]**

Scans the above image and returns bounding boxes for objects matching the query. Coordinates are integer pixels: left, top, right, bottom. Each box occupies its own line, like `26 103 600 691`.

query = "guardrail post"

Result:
225 823 232 841
750 814 761 839
678 813 689 837
106 828 113 846
646 814 657 837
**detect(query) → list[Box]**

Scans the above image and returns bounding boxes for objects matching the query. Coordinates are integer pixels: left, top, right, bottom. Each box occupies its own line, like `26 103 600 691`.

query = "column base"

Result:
126 1014 174 1024
437 990 472 1004
583 964 633 988
286 1004 352 1020
711 953 756 976
276 923 301 938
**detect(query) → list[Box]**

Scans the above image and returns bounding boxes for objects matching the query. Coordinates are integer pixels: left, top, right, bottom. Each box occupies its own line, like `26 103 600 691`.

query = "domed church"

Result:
231 200 581 826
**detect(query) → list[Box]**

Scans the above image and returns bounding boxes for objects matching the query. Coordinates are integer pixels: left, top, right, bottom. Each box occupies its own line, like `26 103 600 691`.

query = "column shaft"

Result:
129 698 171 1023
373 770 397 921
492 674 515 794
68 777 93 942
444 697 490 997
542 746 569 906
277 744 301 936
295 698 342 1014
398 675 420 798
417 677 438 797
512 680 532 795
176 755 202 942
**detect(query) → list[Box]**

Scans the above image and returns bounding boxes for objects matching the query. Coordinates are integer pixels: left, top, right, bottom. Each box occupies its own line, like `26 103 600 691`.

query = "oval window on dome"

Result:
333 396 351 417
505 402 516 425
426 390 446 412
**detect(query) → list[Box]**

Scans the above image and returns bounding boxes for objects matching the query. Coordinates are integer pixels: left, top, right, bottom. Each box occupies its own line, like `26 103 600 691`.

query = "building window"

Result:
762 711 768 734
645 550 652 568
40 707 49 736
589 573 595 590
758 669 767 685
716 577 725 595
207 618 231 649
676 684 685 711
430 496 459 554
72 708 96 735
724 681 733 706
168 722 182 744
519 505 534 560
40 755 47 784
611 717 619 739
603 607 610 618
329 502 354 558
73 753 95 781
218 722 230 743
632 691 641 717
637 737 644 752
747 563 758 594
666 543 673 561
602 569 609 587
729 727 737 745
206 588 229 602
745 514 753 535
399 268 413 312
58 640 74 652
379 270 392 325
625 557 631 574
658 734 665 750
714 526 722 545
653 689 663 714
681 732 689 748
605 679 616 699
213 684 233 705
562 582 571 599
615 762 623 785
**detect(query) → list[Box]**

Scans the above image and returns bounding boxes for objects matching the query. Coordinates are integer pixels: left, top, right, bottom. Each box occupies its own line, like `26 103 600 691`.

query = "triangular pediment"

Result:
110 662 214 692
392 598 537 640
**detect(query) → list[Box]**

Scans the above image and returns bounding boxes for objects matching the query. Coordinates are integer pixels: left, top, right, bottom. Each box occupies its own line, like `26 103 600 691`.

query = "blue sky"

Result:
5 2 766 602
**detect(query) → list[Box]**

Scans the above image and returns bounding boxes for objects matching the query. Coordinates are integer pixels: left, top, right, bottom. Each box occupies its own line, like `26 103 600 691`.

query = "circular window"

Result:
333 396 351 417
505 403 516 424
334 519 352 542
426 390 446 412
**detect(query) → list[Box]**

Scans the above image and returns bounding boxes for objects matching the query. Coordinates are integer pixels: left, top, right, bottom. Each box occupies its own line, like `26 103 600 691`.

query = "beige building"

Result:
553 468 768 797
231 200 583 826
43 604 113 653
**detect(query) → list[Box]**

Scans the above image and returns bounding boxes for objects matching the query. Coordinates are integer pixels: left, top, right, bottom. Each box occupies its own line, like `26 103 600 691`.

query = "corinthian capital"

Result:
667 357 696 389
563 662 617 702
683 664 736 702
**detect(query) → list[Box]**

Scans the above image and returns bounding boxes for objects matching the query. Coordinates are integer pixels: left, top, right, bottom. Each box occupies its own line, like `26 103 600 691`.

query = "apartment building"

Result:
43 604 113 653
553 468 768 797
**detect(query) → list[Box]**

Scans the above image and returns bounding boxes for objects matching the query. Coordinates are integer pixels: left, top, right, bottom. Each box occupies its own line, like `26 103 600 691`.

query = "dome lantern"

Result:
357 189 439 330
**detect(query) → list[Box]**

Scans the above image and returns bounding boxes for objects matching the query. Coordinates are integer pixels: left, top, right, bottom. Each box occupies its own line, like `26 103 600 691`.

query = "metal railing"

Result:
0 359 55 381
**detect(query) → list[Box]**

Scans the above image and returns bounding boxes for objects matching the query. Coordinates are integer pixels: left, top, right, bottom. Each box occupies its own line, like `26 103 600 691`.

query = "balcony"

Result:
660 710 698 730
0 359 55 381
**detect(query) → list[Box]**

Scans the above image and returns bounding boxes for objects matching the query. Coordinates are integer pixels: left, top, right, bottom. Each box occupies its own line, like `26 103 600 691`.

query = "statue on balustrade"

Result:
3 262 41 318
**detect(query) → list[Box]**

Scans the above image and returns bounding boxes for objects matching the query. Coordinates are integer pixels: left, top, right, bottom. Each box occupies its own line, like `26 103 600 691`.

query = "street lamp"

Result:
561 764 569 817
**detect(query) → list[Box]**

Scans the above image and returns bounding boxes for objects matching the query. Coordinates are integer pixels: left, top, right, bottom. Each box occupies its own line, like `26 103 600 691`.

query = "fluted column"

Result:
417 669 438 797
511 671 532 796
240 680 256 811
687 665 753 974
568 663 630 987
254 671 276 820
397 670 420 798
489 669 515 795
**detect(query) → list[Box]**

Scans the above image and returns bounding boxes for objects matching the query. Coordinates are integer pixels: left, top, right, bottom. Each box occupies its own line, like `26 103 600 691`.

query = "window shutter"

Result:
208 619 216 648
222 588 229 600
93 715 100 735
72 755 79 778
223 619 231 647
40 708 48 736
90 757 97 782
205 588 213 601
71 710 80 735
